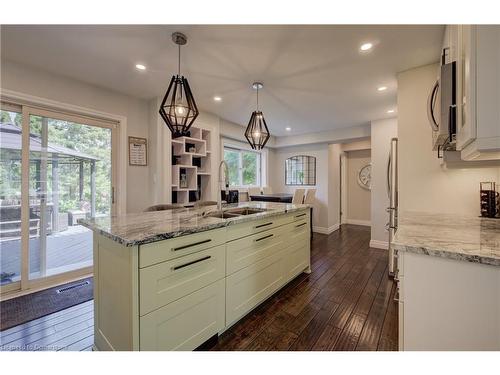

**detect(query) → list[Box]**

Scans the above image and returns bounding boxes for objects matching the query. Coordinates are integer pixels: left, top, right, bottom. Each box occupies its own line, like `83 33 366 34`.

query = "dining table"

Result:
249 193 293 203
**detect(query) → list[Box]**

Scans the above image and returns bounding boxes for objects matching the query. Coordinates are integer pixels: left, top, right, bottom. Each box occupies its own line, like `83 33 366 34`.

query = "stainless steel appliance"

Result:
386 137 398 277
427 48 457 152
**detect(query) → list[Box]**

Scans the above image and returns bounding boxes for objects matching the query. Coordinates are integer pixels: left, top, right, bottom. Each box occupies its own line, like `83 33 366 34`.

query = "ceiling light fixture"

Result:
245 82 270 150
285 127 291 131
159 32 199 138
213 96 222 102
135 64 146 71
360 42 373 52
377 86 388 91
387 109 395 113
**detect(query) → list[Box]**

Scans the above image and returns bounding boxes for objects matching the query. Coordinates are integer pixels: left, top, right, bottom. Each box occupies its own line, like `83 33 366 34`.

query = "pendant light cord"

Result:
178 44 181 76
256 87 259 110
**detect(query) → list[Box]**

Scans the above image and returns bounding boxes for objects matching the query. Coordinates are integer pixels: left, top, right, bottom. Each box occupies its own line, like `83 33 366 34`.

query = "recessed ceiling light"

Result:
387 109 395 114
135 64 146 71
377 86 388 92
213 96 222 102
285 127 291 131
360 42 373 52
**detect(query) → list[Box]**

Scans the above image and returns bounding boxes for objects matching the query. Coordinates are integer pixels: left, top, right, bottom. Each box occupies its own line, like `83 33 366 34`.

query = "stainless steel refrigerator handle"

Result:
386 152 392 200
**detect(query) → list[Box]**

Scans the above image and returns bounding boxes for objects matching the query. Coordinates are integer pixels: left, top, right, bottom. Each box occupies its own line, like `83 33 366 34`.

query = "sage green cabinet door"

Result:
283 219 310 280
140 245 225 316
225 249 286 326
226 226 287 275
140 279 225 351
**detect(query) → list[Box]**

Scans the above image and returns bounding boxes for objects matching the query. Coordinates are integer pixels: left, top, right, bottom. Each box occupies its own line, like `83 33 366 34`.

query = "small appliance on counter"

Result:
480 182 499 218
221 190 239 204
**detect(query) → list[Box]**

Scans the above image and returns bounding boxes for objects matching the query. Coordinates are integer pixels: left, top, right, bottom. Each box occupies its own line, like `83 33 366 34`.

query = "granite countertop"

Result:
392 211 500 267
79 201 310 247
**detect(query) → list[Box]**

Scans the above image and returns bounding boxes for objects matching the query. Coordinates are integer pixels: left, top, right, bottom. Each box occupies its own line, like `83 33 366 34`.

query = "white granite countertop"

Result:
79 201 310 247
392 211 500 267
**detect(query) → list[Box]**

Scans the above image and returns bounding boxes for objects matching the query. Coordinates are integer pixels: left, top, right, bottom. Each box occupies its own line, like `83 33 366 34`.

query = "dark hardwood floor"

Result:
0 224 397 351
209 224 398 351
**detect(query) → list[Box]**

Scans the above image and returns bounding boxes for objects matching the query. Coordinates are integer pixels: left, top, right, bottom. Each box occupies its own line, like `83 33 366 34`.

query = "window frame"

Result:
285 154 317 186
0 92 126 297
223 145 262 188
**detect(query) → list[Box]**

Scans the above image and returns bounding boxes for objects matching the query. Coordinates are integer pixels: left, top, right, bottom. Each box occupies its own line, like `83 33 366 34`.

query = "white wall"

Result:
148 97 171 205
269 144 329 230
370 118 398 248
397 63 500 216
1 60 151 213
345 149 371 224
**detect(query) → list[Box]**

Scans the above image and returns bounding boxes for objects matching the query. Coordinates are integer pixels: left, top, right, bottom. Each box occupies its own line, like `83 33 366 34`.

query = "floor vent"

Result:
56 280 90 294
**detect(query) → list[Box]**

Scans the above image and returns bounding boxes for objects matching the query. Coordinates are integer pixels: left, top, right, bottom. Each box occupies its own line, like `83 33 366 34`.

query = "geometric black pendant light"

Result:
159 32 199 138
244 82 271 150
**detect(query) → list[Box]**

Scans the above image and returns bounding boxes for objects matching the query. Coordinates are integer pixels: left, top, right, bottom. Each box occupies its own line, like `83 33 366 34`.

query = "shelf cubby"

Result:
171 125 213 204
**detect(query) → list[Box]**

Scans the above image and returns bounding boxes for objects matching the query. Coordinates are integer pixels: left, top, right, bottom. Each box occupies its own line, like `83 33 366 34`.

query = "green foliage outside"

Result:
242 152 257 185
0 110 112 216
223 148 259 187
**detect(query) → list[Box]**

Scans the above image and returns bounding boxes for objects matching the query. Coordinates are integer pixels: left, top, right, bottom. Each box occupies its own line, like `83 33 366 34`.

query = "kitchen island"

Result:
80 202 311 351
392 212 500 350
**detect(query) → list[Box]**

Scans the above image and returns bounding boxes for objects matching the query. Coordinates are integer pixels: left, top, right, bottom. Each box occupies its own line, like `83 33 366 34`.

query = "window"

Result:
223 146 261 187
285 155 316 185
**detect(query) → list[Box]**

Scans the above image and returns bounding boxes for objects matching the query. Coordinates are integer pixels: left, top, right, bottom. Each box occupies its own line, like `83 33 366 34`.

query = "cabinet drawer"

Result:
226 226 287 275
284 219 309 244
226 214 293 240
292 210 309 222
139 228 225 268
226 249 286 326
140 245 225 316
140 279 225 351
285 236 310 281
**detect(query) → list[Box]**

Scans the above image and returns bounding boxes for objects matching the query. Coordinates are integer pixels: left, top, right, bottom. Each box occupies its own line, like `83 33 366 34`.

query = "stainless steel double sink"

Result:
205 207 268 219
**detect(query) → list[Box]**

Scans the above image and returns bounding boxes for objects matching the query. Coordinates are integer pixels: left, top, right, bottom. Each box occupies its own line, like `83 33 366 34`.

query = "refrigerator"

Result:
386 137 398 277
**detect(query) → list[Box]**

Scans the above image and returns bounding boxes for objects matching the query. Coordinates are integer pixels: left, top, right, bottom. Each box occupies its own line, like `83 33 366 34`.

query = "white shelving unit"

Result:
171 125 213 205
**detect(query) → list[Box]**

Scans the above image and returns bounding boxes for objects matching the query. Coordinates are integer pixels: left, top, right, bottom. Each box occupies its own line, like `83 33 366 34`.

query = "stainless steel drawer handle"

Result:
255 222 273 229
295 213 306 218
295 222 307 228
172 255 211 271
255 233 274 242
173 239 211 252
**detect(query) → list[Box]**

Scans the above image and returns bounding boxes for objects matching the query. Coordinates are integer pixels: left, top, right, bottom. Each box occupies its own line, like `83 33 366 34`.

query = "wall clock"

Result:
357 163 372 190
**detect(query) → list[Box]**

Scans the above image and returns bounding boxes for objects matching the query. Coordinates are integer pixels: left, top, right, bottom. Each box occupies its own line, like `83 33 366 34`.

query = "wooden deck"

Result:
0 225 93 284
0 300 94 351
0 224 398 351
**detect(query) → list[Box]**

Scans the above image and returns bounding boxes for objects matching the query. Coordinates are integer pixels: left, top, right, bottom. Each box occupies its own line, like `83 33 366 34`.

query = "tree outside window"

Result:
223 146 261 187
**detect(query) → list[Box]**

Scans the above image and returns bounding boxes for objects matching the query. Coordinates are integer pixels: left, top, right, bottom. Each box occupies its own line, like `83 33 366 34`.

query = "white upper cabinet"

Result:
456 25 500 160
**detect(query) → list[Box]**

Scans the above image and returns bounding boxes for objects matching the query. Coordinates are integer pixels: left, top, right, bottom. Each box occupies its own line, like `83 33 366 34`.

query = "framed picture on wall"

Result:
128 136 148 166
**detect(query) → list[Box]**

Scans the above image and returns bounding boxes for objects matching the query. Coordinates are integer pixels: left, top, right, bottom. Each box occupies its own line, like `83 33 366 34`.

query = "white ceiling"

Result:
1 25 444 136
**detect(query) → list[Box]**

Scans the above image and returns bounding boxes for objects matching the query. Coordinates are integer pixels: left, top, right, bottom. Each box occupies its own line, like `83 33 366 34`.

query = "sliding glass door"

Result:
0 106 23 293
27 111 113 282
0 103 116 294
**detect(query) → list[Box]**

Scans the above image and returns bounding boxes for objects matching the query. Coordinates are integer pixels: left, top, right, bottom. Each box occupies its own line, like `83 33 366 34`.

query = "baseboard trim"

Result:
346 219 371 226
313 223 340 234
369 239 389 250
